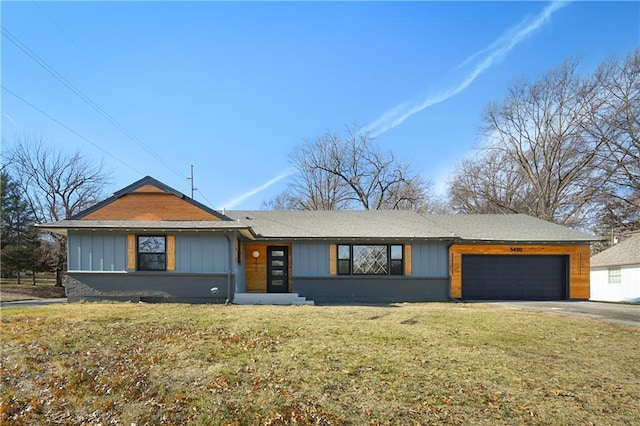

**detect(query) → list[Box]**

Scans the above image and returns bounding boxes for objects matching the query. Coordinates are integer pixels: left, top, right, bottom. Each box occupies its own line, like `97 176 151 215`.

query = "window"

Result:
338 245 351 275
390 245 404 275
353 245 388 274
608 268 622 284
137 236 166 271
337 244 404 276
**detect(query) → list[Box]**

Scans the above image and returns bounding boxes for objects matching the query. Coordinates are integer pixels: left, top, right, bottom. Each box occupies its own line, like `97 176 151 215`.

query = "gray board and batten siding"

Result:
291 241 331 277
68 232 127 272
175 233 230 273
290 240 451 304
410 241 449 277
66 231 236 303
291 241 449 278
69 231 231 273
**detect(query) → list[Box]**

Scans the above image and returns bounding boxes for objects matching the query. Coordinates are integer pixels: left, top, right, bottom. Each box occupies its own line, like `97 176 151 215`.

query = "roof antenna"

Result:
187 164 197 199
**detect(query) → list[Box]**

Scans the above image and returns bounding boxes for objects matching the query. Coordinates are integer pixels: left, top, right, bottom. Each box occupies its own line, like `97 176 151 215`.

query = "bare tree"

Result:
449 58 611 228
261 190 301 210
447 51 640 233
266 125 430 211
593 49 639 191
286 131 353 210
585 49 640 234
448 148 531 214
4 137 112 286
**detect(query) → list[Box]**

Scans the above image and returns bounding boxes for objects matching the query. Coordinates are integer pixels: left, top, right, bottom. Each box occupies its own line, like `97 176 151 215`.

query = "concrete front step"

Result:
234 293 314 306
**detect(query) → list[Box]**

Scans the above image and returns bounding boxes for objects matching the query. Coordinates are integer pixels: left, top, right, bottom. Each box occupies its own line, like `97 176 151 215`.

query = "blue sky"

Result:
2 1 638 210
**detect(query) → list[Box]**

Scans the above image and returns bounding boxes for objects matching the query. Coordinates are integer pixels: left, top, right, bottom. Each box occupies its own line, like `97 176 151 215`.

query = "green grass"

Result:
1 303 639 425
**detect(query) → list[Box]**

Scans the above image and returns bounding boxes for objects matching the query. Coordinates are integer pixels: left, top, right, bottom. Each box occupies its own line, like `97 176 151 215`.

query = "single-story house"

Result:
38 176 594 304
590 233 640 303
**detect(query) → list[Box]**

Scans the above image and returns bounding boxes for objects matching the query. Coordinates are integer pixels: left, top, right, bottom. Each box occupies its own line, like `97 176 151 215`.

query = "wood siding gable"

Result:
73 176 231 221
82 193 221 221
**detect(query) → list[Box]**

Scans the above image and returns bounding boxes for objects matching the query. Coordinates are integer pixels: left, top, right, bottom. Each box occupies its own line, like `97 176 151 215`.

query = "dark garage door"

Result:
462 255 567 300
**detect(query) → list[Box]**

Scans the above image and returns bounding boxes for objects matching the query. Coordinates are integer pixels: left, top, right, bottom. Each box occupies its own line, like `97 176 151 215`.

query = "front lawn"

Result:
1 303 638 425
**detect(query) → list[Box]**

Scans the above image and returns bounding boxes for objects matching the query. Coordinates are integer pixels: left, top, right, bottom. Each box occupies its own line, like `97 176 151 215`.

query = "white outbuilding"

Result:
590 233 640 303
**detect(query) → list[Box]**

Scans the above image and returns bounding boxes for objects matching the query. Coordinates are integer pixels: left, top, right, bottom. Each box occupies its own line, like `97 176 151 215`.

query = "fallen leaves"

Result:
1 303 639 425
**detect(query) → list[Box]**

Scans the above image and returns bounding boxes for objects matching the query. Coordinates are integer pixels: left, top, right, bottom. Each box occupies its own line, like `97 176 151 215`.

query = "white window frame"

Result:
607 267 622 284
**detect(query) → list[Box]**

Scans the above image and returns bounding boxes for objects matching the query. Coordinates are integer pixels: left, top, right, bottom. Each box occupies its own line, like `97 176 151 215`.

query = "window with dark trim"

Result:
338 244 351 275
337 244 404 276
137 235 166 271
390 244 404 275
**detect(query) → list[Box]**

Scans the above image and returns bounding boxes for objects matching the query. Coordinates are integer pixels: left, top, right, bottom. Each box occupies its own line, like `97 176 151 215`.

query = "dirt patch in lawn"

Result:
0 281 65 302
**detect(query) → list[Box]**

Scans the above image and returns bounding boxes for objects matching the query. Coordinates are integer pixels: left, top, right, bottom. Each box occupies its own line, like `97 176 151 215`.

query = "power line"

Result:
33 0 98 68
2 85 144 176
198 191 216 209
1 25 186 180
5 82 218 207
186 164 216 208
24 5 202 201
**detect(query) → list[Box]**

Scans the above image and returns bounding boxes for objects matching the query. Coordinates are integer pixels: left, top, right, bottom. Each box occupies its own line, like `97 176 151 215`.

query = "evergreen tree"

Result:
1 172 43 283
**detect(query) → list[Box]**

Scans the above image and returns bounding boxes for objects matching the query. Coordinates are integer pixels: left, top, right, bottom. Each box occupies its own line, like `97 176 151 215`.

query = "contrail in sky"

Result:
221 1 569 207
365 1 570 137
3 113 20 128
220 168 295 209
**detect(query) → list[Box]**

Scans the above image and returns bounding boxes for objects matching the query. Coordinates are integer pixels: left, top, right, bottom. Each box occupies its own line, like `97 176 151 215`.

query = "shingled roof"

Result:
226 210 456 239
225 211 594 242
426 214 594 242
38 192 596 244
591 233 640 268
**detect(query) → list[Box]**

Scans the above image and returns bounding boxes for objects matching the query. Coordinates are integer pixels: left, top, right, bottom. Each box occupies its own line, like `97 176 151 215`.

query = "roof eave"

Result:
453 239 593 244
35 224 68 236
591 262 639 269
35 222 256 236
249 235 456 241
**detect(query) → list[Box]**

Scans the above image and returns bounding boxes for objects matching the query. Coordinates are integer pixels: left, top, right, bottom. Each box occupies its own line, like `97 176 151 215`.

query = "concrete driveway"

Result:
483 301 640 328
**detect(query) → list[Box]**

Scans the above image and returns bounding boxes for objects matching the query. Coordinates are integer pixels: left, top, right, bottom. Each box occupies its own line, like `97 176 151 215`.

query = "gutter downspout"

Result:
223 232 233 304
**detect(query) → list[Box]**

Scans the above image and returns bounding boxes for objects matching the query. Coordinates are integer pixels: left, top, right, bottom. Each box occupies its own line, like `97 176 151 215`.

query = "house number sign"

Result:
509 247 524 252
